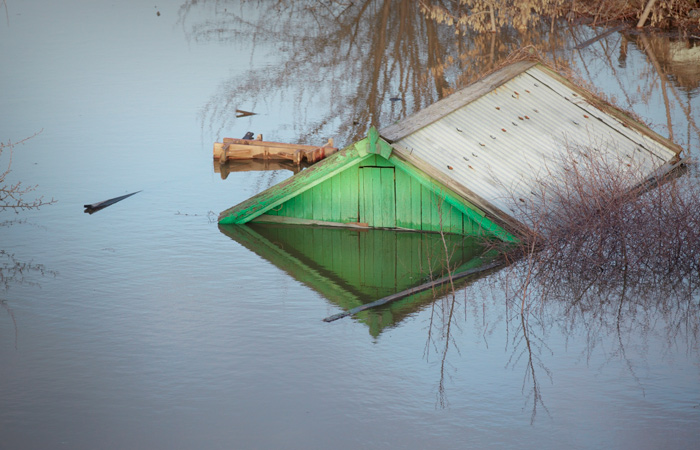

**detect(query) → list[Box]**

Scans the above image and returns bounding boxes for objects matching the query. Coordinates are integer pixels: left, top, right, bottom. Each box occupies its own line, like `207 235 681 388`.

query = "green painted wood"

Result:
359 168 369 225
450 203 464 234
380 168 396 228
339 165 359 222
387 152 516 241
395 168 411 228
359 167 396 228
300 187 313 220
330 174 340 222
410 175 422 231
219 145 373 224
420 184 434 232
312 177 323 221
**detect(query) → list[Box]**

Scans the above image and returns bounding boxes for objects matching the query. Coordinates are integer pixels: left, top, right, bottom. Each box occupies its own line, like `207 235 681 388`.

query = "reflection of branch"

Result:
1 299 18 349
0 250 57 291
187 0 534 147
505 307 552 424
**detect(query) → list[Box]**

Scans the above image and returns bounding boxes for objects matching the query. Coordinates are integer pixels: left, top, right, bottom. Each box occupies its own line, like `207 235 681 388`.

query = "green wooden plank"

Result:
219 146 372 224
312 179 323 220
300 188 313 220
275 197 288 217
328 174 344 222
380 168 396 228
438 196 451 233
287 192 299 218
340 165 359 222
431 192 441 233
371 169 382 226
360 168 377 226
323 178 333 222
395 169 411 228
410 176 422 231
360 155 377 167
387 150 516 241
375 155 394 168
359 169 366 224
450 203 464 234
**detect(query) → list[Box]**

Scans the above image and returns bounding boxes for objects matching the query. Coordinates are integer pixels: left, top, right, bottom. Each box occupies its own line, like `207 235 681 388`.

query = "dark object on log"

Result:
242 131 254 140
84 191 142 214
323 260 505 322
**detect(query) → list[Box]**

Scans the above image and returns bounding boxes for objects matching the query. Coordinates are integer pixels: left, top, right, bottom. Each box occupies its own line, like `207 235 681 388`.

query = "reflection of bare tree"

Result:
180 0 462 145
0 250 58 348
505 306 552 423
2 132 57 345
566 27 700 159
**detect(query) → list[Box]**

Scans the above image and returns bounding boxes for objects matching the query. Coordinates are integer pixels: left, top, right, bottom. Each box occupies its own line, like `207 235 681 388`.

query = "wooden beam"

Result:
251 214 369 229
214 138 337 164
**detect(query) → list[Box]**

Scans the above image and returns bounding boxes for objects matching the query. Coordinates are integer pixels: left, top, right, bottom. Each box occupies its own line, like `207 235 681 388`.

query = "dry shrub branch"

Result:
0 131 55 213
489 143 700 313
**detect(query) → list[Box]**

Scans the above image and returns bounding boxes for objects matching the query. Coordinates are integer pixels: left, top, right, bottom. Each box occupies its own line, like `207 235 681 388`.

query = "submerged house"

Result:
219 61 682 239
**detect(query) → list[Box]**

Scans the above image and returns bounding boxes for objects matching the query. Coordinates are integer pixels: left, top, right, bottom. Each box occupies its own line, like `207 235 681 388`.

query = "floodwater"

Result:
1 1 699 449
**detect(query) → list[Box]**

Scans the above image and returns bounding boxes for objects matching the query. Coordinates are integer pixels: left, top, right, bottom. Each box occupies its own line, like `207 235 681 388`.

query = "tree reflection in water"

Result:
423 253 700 418
179 0 578 146
1 249 58 348
179 0 700 162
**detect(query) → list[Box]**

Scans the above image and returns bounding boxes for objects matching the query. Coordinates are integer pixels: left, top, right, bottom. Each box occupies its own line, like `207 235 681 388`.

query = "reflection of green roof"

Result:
219 223 494 336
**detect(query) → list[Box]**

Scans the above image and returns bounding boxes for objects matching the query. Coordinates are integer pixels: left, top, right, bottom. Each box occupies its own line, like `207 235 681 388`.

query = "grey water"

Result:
1 1 699 449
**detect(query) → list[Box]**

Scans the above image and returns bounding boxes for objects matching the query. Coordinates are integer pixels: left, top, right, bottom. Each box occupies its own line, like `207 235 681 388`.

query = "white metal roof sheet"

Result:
388 65 680 227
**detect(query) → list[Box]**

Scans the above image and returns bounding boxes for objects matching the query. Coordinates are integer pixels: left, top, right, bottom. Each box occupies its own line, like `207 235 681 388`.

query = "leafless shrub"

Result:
1 131 55 214
488 142 700 316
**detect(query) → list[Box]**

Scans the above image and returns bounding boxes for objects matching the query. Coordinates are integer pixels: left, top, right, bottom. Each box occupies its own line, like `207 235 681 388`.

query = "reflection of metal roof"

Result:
382 61 682 228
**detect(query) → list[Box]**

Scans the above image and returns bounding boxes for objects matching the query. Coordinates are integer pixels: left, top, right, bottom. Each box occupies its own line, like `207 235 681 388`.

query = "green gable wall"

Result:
259 154 484 235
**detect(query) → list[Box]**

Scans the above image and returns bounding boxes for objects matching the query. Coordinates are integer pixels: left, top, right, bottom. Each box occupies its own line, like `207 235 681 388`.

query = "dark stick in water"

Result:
84 191 142 214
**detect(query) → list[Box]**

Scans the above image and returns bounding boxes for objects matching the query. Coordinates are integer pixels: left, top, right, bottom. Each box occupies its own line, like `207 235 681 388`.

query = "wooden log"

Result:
214 138 338 164
322 260 505 322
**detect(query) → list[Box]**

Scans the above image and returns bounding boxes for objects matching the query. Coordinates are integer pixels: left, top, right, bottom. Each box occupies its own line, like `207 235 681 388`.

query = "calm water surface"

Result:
1 1 699 449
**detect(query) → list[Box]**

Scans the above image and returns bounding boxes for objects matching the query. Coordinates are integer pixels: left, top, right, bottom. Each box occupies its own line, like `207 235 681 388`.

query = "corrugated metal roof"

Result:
385 64 680 228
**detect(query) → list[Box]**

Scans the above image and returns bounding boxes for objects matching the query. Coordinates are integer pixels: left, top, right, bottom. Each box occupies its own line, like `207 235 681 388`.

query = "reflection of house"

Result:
625 33 700 90
219 61 681 237
220 223 490 336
